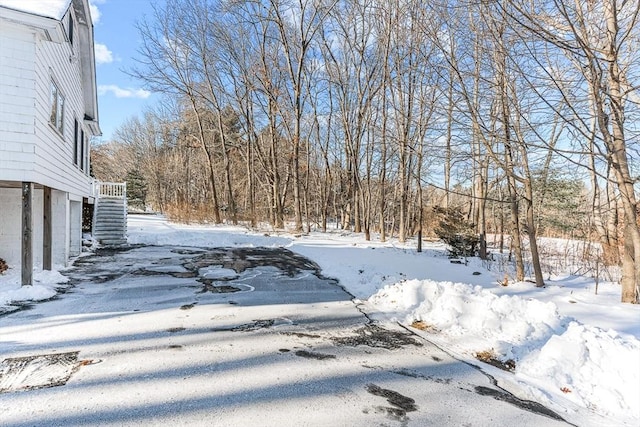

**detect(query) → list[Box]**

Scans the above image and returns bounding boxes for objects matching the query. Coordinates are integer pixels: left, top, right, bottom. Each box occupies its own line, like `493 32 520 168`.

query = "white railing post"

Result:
96 182 127 199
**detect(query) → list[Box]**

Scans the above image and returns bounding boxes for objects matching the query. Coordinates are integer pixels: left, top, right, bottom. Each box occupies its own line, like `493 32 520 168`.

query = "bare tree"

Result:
502 0 640 302
131 0 222 223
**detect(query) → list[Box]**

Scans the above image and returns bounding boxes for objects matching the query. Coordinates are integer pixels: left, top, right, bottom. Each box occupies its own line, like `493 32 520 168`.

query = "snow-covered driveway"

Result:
0 244 566 426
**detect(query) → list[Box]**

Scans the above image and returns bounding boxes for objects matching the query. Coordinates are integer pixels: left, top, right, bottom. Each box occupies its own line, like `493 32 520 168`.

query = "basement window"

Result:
50 80 65 135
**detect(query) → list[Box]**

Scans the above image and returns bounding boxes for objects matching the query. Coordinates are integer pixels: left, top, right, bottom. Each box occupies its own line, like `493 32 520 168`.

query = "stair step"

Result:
99 238 128 246
94 233 126 239
98 206 125 210
94 224 126 230
95 218 126 224
94 232 126 238
93 196 128 246
95 225 126 230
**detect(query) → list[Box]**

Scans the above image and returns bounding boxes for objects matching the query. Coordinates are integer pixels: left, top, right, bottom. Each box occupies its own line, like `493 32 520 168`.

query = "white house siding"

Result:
0 21 36 181
68 199 82 257
0 188 43 267
0 188 72 267
0 3 97 275
52 188 70 264
33 23 92 199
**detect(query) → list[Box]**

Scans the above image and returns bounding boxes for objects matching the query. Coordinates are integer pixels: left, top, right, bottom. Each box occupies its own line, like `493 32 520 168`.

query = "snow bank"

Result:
368 279 640 421
0 269 68 308
519 322 640 420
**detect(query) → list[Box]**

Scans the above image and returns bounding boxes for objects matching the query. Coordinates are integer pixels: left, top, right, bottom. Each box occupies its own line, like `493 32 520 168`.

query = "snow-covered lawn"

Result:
1 214 638 426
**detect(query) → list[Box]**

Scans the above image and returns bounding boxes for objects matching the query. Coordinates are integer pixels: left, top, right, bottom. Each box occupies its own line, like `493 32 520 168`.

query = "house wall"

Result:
0 21 37 181
0 188 72 268
0 9 93 199
52 189 69 264
33 15 93 199
0 5 96 273
69 199 82 257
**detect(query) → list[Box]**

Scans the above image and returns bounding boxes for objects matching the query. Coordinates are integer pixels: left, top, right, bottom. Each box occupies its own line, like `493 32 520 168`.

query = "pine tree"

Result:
433 206 479 258
126 170 148 211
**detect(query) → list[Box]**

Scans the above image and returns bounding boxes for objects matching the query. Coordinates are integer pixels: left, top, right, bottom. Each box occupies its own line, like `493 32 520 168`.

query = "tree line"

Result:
91 0 639 303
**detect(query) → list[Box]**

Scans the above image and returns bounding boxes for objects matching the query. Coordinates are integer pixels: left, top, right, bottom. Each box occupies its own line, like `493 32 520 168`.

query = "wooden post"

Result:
22 182 33 286
43 186 52 270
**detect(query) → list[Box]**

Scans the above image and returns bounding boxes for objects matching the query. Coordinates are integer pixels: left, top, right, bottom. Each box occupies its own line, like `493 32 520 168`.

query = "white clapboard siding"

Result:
0 8 93 199
0 21 36 179
33 23 92 197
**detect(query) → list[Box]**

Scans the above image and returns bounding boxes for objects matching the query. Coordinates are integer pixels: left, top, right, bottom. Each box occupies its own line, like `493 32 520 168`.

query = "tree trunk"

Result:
191 102 221 224
216 114 237 225
602 1 639 302
524 181 545 286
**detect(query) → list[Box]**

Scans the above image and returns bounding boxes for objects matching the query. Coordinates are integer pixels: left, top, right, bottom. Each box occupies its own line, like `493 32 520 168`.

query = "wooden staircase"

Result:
93 182 127 246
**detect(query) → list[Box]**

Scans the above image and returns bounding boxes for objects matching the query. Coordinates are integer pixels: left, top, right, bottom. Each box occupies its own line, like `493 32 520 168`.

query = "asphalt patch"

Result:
333 324 422 350
230 319 275 332
391 368 451 385
281 332 322 339
132 268 166 276
198 279 242 294
295 350 336 360
171 249 206 255
171 271 198 278
184 247 321 277
366 383 417 419
474 386 566 422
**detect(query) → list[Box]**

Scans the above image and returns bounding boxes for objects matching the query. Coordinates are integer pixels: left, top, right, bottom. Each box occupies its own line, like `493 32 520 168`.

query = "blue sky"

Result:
92 0 161 142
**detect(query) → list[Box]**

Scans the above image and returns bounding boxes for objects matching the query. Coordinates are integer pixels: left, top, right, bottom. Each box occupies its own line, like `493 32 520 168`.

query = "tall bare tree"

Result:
502 0 640 302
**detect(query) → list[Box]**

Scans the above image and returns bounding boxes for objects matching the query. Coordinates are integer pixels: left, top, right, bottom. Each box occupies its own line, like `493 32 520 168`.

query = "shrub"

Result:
433 206 479 257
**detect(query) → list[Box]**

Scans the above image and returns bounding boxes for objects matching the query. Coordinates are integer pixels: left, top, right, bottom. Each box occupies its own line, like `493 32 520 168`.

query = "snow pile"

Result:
519 322 640 420
369 280 566 358
368 278 640 421
0 269 68 308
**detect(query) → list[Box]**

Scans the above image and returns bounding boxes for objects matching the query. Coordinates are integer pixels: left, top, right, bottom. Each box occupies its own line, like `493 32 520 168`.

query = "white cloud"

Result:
89 0 102 24
0 0 68 19
0 0 103 23
94 43 113 64
98 85 151 99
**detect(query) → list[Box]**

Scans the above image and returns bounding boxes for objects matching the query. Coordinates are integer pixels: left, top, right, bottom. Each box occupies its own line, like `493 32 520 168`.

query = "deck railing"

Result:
95 182 127 199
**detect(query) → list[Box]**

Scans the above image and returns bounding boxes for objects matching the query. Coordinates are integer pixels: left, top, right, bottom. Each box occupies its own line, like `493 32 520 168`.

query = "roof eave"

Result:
0 6 66 42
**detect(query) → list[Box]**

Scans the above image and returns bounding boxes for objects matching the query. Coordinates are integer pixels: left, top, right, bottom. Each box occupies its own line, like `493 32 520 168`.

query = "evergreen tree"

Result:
126 170 148 211
433 206 479 257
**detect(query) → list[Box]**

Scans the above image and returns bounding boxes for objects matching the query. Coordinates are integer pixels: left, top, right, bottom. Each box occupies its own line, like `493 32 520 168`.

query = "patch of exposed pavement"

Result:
332 324 422 350
366 383 417 422
183 247 321 277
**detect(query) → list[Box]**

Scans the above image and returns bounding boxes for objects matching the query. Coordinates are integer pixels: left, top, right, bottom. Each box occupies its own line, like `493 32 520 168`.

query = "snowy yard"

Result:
1 214 638 426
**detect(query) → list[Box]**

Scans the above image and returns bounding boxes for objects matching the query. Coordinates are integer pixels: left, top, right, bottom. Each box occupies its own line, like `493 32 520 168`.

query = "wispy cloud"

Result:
94 43 113 64
89 0 102 24
0 0 69 19
98 85 151 99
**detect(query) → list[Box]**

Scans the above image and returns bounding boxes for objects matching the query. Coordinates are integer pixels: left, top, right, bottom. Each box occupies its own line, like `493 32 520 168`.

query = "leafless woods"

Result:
91 0 640 302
